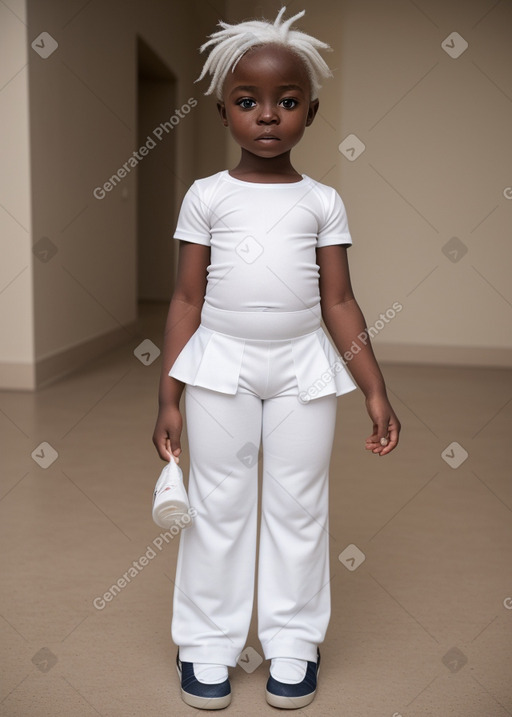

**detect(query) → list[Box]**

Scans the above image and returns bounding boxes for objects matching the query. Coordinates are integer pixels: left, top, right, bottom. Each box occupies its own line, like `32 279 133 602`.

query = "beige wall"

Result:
226 0 512 366
1 0 510 390
0 0 35 387
0 0 226 389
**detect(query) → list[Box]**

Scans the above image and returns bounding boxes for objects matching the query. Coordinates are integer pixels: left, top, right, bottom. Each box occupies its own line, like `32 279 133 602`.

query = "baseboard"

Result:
0 362 36 390
35 322 139 389
0 322 138 391
373 342 512 368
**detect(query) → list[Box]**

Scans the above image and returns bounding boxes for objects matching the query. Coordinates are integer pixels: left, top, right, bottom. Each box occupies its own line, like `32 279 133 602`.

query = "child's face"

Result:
218 44 319 161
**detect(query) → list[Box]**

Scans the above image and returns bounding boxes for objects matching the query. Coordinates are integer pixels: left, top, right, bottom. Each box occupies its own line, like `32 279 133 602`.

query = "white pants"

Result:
171 338 338 667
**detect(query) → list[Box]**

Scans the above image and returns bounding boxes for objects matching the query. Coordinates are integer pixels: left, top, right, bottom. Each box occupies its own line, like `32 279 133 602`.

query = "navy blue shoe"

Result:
265 650 320 709
176 652 231 710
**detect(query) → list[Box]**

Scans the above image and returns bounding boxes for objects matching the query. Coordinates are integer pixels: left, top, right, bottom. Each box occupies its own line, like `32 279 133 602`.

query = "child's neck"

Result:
229 150 303 184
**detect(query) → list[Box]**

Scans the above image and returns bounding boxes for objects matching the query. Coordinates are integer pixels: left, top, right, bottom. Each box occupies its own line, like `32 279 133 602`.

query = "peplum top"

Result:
168 171 357 403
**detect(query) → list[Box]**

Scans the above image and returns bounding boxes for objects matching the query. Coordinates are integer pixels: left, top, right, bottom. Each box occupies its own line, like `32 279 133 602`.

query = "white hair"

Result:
196 6 333 100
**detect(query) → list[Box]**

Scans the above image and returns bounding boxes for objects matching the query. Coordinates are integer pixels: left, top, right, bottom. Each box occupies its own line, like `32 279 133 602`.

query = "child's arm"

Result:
152 241 210 461
317 244 400 456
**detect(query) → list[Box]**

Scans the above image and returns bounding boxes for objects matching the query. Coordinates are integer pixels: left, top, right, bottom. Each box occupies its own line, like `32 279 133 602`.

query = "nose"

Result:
257 103 279 124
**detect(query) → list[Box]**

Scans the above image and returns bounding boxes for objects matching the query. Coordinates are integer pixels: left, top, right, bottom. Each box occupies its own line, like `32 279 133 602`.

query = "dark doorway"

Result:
136 37 176 301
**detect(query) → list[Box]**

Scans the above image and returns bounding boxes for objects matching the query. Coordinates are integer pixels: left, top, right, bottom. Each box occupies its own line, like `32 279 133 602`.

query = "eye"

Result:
280 98 298 109
237 98 256 109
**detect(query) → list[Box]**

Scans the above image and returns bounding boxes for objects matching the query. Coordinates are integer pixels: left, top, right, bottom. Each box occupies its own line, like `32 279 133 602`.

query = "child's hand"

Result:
364 394 400 456
152 404 183 463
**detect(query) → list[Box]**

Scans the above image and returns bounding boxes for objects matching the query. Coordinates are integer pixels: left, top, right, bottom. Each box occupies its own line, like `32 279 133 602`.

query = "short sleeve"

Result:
173 182 211 246
316 189 352 248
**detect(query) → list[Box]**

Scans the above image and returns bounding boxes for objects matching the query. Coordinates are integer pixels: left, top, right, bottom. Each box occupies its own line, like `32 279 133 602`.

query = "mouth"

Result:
256 135 280 141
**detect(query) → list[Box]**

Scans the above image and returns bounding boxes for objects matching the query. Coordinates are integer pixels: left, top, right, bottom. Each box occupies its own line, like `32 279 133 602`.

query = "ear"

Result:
217 102 229 127
305 99 319 127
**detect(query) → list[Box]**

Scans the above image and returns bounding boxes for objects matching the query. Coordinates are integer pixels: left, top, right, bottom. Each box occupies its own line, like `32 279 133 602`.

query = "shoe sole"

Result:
265 662 320 710
176 662 232 710
265 689 316 710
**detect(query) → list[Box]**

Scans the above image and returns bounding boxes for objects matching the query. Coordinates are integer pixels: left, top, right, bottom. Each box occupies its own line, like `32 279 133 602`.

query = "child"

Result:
153 7 400 710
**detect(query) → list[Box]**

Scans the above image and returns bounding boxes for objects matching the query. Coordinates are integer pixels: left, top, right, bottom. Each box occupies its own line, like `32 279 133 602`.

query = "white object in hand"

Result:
152 457 192 530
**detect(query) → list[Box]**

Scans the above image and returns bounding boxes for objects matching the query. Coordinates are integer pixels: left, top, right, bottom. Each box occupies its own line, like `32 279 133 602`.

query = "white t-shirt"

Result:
174 170 352 313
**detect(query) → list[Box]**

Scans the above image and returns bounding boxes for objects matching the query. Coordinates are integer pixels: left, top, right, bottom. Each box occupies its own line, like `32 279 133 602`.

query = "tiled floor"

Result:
1 303 511 716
